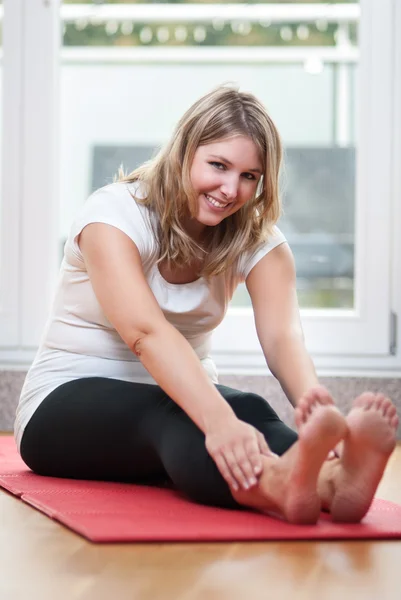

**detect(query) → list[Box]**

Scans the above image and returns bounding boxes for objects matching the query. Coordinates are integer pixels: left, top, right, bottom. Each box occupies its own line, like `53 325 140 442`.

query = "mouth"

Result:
203 194 232 212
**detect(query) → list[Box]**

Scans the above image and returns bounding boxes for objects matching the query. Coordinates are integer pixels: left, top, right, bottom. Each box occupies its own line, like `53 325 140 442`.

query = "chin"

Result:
197 212 224 226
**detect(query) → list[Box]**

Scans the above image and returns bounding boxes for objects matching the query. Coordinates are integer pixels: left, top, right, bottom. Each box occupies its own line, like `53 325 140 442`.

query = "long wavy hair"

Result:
116 84 283 279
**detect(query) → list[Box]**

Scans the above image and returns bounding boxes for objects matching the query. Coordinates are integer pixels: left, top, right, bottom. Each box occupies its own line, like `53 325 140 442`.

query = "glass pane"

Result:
60 0 358 309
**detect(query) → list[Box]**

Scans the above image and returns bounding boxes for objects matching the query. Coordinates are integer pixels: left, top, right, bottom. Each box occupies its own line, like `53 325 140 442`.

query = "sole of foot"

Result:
284 388 347 524
330 393 399 523
237 387 347 525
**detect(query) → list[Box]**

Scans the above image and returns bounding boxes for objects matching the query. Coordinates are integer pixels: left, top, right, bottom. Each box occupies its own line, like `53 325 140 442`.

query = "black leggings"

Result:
20 378 298 509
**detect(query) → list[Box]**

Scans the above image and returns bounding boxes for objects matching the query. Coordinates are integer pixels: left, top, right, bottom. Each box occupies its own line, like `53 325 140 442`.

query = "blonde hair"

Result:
117 84 283 279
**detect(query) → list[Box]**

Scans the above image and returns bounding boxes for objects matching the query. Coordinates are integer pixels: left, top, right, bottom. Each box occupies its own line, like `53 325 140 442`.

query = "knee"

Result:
230 392 280 423
159 429 239 508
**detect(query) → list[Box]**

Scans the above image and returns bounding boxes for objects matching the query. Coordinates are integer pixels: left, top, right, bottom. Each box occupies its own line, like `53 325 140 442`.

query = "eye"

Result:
209 161 226 170
242 172 257 181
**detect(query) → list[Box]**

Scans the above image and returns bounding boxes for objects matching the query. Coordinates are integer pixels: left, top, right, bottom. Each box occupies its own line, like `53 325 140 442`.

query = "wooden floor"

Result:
1 440 401 600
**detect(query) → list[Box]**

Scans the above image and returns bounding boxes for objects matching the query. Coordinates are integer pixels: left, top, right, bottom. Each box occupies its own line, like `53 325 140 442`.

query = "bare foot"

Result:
232 386 347 524
330 393 399 523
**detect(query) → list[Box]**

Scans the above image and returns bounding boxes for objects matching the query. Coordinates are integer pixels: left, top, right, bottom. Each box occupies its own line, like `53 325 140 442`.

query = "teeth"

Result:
205 194 227 208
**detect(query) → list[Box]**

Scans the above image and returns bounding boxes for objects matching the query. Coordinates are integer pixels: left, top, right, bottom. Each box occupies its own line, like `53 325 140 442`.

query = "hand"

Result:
205 416 276 492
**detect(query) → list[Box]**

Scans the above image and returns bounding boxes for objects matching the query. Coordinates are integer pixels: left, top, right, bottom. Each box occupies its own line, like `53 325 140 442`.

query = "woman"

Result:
15 85 398 524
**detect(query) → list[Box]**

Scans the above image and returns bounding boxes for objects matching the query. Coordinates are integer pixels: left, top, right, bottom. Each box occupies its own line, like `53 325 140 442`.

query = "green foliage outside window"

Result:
61 0 358 48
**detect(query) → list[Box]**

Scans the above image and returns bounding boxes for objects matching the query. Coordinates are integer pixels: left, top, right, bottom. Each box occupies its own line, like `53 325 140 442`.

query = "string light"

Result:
193 26 206 43
280 26 293 42
140 26 153 44
121 21 134 36
157 26 170 43
174 26 188 42
212 19 225 32
237 22 252 36
316 19 328 32
105 20 119 36
296 25 310 41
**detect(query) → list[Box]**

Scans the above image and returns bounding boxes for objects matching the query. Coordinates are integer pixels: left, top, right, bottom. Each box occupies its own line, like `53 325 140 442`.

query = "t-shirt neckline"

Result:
154 263 205 288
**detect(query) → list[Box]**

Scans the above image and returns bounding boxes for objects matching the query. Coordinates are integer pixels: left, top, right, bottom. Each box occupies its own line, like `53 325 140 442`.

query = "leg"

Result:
144 384 347 523
21 378 363 524
20 380 298 511
142 385 301 509
20 378 170 482
317 392 399 522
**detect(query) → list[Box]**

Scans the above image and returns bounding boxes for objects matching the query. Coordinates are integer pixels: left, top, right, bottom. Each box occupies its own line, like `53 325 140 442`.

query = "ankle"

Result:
230 456 285 514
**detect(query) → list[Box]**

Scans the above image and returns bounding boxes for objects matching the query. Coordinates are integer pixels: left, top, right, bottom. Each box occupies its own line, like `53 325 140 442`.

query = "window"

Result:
0 0 400 376
58 1 395 364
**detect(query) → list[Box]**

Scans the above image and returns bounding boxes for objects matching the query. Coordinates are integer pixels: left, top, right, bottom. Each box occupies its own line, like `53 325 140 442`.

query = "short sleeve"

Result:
238 226 287 280
66 182 153 264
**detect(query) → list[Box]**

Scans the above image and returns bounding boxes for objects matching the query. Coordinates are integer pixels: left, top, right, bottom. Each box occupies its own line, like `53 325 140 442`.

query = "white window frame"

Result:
0 0 400 377
0 0 60 364
0 0 22 348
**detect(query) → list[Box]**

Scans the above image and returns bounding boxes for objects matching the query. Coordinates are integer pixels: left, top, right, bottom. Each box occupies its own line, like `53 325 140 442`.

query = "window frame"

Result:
0 0 22 349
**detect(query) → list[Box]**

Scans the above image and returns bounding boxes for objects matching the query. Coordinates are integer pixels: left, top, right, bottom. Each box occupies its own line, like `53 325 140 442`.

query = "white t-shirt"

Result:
14 181 286 451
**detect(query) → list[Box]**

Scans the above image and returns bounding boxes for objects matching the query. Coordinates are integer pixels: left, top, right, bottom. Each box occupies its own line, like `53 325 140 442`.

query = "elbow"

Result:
129 320 170 358
130 328 154 358
132 335 145 358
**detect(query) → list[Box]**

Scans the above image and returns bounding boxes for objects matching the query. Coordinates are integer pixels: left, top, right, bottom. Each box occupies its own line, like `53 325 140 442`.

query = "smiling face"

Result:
186 135 263 240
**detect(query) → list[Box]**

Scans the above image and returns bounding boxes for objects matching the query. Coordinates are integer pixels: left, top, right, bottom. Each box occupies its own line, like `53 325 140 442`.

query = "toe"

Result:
294 406 306 428
308 400 317 416
353 393 375 411
298 397 309 413
302 389 316 402
381 397 393 417
373 394 385 412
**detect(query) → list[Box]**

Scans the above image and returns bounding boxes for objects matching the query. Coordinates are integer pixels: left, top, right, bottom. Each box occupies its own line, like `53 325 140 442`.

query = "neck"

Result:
181 215 208 245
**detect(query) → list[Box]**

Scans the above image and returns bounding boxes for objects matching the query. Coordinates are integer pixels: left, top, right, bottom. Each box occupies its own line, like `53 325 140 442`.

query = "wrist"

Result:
202 401 236 433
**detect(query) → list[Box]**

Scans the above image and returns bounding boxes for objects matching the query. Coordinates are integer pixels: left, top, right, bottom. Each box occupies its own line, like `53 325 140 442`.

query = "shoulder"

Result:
84 181 148 215
67 181 155 263
235 226 288 281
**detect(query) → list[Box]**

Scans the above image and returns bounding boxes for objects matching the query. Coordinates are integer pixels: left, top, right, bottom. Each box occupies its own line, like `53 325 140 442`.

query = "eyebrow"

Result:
208 154 263 174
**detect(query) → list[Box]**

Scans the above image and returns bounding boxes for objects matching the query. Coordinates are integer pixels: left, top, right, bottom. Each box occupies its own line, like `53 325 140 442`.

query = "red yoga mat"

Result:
1 436 401 543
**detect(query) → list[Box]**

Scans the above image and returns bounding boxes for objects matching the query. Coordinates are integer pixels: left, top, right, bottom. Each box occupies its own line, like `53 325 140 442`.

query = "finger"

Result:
224 449 253 490
312 384 335 405
256 432 272 458
258 431 279 460
213 453 239 492
239 440 262 486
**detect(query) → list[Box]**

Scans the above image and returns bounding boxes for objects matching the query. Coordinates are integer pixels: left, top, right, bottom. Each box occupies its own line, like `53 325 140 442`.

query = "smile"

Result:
204 194 231 210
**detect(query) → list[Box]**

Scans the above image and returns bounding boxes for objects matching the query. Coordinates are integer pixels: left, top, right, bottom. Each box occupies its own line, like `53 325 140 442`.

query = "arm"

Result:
79 223 235 433
246 242 319 407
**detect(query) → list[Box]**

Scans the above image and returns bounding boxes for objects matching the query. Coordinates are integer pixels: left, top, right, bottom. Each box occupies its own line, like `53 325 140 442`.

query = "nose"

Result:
220 174 239 201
